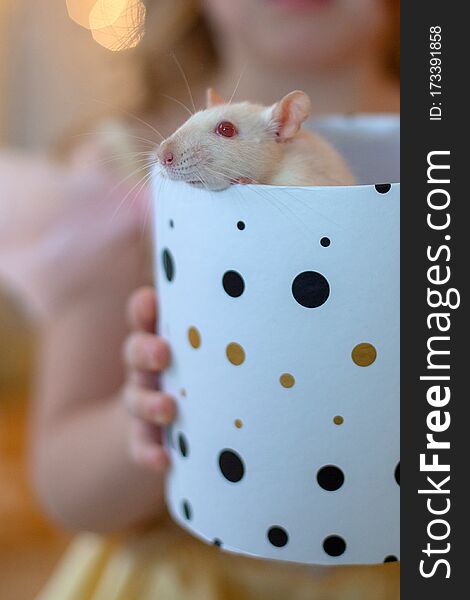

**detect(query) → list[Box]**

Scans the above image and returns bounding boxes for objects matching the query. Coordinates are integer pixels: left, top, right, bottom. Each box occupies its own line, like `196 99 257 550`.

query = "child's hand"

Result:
123 287 176 472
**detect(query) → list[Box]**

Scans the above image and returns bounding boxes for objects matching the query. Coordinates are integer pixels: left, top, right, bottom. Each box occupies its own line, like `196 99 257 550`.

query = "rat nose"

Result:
156 143 175 166
162 151 174 165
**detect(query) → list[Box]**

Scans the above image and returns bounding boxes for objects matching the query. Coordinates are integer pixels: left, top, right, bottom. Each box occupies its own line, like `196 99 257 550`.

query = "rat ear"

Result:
271 91 311 142
206 88 225 108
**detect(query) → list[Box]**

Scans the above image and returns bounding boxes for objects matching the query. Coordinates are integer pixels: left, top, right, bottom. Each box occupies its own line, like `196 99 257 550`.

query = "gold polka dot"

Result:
188 327 201 349
279 373 295 388
234 419 243 429
351 342 377 367
333 415 344 425
226 342 245 366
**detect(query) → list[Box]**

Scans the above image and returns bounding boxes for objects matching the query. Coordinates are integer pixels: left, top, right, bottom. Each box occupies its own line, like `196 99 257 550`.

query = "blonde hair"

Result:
134 0 217 115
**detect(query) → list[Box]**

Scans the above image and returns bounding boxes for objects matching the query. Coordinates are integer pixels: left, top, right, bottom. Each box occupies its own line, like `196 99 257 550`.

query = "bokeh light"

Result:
89 0 129 30
66 0 99 29
92 1 146 51
66 0 146 51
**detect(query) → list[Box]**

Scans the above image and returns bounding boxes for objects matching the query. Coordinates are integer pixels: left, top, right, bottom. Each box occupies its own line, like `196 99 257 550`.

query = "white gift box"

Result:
152 116 400 565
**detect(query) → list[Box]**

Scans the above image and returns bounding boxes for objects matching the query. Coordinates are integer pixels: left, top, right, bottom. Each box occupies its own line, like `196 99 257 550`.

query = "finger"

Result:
123 331 170 372
128 369 158 390
127 286 157 332
129 419 170 472
123 385 177 425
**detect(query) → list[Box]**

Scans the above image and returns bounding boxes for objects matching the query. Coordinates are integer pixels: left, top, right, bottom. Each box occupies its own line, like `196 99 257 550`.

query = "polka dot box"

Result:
152 174 400 565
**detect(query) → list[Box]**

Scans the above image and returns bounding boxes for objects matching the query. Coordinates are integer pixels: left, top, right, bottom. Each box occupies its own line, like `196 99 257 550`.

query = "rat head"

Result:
156 89 311 190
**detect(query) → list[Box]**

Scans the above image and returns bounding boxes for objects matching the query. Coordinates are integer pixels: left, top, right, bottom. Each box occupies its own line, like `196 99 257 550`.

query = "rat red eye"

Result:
216 121 237 138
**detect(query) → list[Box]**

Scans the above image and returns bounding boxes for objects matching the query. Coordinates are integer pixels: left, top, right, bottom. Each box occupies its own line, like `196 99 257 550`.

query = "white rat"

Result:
156 88 354 190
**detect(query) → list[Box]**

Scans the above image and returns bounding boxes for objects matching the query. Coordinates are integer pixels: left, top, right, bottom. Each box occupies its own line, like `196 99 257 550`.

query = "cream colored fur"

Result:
157 91 354 190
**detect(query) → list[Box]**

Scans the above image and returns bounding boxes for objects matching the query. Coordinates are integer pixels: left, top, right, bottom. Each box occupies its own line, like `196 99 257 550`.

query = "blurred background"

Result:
1 2 142 598
1 2 399 599
0 1 140 150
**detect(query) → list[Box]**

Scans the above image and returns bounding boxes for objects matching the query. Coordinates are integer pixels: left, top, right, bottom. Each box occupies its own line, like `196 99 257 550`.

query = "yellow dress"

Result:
36 514 399 600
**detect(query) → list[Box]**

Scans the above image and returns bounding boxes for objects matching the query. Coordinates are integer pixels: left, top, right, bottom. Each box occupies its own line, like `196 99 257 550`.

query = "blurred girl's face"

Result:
203 0 390 70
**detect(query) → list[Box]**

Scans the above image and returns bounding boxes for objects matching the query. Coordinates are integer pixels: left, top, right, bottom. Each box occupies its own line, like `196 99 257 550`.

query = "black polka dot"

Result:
317 465 345 491
323 535 346 557
169 219 174 228
178 432 189 458
384 555 398 563
182 500 192 520
292 271 330 308
395 462 400 485
218 449 245 482
213 538 222 547
267 526 289 548
222 270 245 298
375 183 392 194
320 237 331 247
237 221 245 230
162 248 175 282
